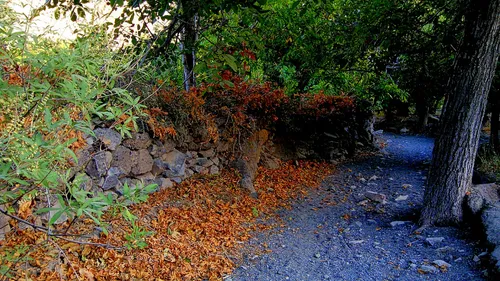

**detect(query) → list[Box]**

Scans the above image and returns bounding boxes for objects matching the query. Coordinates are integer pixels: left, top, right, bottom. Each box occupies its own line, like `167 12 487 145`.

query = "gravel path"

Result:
230 133 486 281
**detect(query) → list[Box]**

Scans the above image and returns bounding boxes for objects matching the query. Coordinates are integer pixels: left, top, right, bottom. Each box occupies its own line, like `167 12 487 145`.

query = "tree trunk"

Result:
180 0 198 91
420 0 500 226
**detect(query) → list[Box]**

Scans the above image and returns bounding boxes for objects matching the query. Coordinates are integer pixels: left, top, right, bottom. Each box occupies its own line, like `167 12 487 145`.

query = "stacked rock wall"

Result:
71 127 223 199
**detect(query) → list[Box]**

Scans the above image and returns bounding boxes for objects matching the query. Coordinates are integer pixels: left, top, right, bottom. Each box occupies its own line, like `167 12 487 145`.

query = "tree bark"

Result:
180 0 198 91
420 0 500 226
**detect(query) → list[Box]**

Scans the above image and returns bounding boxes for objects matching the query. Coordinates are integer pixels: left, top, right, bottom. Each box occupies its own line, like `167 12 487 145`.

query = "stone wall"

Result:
71 127 223 199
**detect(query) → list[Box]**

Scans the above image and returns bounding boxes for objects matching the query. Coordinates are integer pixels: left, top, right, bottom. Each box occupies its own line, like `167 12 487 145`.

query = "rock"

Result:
86 151 111 178
199 148 215 158
211 157 220 166
170 177 183 184
436 246 454 253
151 159 167 176
364 191 387 204
161 149 187 177
111 146 134 175
74 149 91 171
369 175 379 181
395 195 409 202
185 169 195 178
197 158 213 168
217 141 230 153
0 204 11 241
209 165 220 175
473 255 481 262
131 149 154 176
419 265 438 274
390 221 408 227
425 237 445 246
260 154 280 170
234 130 269 197
122 132 152 150
482 202 500 271
156 178 173 189
94 128 121 151
76 173 93 192
432 260 451 268
193 165 208 174
400 127 409 134
467 183 500 215
135 172 155 181
491 246 500 270
482 203 500 245
101 167 122 190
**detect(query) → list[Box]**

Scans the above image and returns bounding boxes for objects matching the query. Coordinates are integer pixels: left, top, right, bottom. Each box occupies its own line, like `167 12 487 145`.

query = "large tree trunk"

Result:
420 0 500 226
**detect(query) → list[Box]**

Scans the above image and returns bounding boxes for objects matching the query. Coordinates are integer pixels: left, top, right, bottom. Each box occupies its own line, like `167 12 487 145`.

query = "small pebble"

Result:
425 237 445 246
433 260 451 268
419 265 438 274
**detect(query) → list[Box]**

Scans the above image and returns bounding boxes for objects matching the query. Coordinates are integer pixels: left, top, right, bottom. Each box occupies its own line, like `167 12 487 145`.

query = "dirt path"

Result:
229 133 486 281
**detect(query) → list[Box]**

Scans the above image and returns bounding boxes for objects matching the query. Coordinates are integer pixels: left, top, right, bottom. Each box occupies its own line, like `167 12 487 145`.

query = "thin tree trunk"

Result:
420 0 500 226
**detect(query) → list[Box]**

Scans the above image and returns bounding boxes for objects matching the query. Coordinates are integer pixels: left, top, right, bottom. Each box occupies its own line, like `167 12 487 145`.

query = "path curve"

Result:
230 133 485 281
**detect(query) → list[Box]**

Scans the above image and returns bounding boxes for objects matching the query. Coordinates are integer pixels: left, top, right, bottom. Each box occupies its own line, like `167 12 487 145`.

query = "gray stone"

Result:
136 172 155 181
197 158 213 168
199 148 215 158
149 144 173 158
151 159 167 176
111 145 134 175
390 221 408 227
467 183 500 214
419 265 438 274
425 237 445 246
155 178 174 189
76 173 93 192
364 191 387 204
193 165 208 174
0 204 11 241
122 132 152 150
209 165 220 175
395 195 409 202
482 203 500 245
491 246 500 271
432 260 451 268
161 149 187 176
131 149 154 176
86 151 111 178
101 167 122 190
94 128 122 150
170 177 183 184
211 157 220 166
185 169 195 178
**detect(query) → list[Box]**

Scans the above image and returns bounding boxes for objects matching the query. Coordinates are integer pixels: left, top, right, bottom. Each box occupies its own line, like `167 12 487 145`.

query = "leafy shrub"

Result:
0 8 152 252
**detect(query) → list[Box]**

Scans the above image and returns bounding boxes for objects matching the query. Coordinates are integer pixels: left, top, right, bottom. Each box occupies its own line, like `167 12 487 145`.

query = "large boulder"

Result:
467 183 500 215
482 203 500 273
233 129 269 198
94 128 122 151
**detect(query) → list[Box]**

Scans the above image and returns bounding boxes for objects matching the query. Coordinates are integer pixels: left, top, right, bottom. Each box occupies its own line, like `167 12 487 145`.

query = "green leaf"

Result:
222 54 238 72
